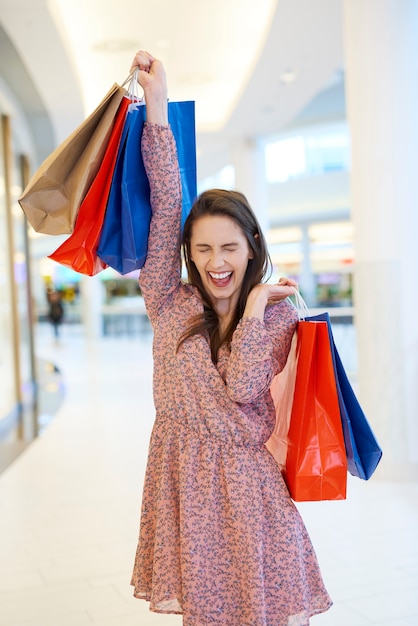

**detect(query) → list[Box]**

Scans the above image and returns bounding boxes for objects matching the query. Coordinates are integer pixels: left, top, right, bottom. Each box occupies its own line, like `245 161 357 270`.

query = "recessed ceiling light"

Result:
280 69 298 84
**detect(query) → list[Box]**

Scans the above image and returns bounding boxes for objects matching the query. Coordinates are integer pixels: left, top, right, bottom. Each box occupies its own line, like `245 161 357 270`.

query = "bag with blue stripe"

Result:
292 290 383 480
98 74 197 274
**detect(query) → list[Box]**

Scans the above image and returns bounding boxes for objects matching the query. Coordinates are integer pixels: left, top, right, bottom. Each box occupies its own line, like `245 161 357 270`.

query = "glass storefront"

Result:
0 114 36 449
14 154 37 437
0 116 18 425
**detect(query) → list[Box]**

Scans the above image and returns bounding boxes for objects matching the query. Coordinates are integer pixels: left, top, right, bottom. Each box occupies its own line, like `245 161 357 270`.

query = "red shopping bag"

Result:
280 320 347 501
49 96 131 275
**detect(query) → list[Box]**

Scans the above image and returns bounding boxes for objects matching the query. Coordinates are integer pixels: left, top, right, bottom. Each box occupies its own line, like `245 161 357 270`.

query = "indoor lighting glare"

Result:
12 204 23 217
266 137 306 183
270 251 303 265
309 222 353 242
11 185 22 197
267 227 301 244
14 252 25 264
310 247 354 262
28 229 48 239
39 257 56 276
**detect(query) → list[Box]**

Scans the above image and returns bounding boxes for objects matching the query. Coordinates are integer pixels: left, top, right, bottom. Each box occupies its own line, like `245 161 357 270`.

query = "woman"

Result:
130 50 332 626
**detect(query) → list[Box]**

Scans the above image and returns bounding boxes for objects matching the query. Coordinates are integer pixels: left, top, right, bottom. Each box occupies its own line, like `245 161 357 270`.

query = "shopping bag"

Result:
282 319 348 501
48 95 131 275
19 82 127 234
168 100 197 228
306 311 382 480
266 332 298 471
97 100 197 274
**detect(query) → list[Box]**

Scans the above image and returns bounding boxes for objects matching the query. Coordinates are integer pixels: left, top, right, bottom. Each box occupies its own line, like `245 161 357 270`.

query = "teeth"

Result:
209 271 232 279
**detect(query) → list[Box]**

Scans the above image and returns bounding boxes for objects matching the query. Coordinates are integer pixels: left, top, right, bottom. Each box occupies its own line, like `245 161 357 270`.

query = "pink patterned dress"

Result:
131 124 332 626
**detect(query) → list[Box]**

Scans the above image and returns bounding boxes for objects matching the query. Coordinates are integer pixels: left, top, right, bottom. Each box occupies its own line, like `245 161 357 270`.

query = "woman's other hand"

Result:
243 278 298 320
130 50 168 125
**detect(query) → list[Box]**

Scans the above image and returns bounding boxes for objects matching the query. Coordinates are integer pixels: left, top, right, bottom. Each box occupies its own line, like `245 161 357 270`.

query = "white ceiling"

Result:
0 0 344 178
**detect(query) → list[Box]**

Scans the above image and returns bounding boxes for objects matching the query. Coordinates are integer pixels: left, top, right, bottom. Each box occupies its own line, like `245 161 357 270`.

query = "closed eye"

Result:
194 243 239 252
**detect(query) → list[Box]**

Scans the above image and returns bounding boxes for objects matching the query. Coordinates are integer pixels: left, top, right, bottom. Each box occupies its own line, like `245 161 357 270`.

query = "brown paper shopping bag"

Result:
19 82 127 235
48 95 131 275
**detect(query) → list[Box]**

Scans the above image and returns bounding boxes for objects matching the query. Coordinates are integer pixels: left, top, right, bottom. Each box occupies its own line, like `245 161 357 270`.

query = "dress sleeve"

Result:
138 123 183 323
225 301 298 404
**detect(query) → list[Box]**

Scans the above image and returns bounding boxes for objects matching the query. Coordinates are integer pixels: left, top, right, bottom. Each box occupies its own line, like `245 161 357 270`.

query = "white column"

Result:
343 0 418 479
80 275 103 339
299 224 317 307
231 138 269 235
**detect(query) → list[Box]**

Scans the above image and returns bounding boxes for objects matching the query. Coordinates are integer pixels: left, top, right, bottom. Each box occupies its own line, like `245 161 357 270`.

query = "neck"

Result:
214 283 241 314
214 299 236 339
215 298 234 320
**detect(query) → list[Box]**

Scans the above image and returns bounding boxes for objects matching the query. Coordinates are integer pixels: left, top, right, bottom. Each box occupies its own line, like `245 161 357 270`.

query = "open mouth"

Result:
208 271 233 287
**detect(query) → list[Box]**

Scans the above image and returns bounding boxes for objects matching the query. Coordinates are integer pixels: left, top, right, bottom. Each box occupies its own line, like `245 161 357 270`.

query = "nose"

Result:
210 249 225 269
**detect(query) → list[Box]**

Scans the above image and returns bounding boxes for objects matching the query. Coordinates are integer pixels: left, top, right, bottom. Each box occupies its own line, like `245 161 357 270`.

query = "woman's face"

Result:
189 214 253 314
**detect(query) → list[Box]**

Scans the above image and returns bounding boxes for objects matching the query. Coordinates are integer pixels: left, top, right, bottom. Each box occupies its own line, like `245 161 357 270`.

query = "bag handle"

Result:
120 69 145 112
121 71 135 88
127 69 141 99
289 287 310 320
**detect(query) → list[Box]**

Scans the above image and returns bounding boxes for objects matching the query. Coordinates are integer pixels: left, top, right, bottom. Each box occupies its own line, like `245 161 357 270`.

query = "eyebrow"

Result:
194 242 239 248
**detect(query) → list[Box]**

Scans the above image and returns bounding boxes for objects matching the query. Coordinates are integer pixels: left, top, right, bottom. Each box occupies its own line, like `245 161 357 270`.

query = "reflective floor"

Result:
0 356 66 474
0 323 417 626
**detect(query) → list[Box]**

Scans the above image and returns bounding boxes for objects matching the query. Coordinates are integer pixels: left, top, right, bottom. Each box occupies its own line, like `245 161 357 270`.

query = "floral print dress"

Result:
131 123 332 626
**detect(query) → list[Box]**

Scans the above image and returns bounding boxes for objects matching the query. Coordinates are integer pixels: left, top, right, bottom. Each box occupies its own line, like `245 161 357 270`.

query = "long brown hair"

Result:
178 189 272 363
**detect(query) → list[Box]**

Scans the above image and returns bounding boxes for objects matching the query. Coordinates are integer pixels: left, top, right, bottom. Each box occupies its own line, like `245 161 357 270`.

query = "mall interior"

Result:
0 1 417 625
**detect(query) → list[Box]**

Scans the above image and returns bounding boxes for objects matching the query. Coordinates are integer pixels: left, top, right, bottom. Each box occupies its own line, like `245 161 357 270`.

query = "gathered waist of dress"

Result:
155 409 271 451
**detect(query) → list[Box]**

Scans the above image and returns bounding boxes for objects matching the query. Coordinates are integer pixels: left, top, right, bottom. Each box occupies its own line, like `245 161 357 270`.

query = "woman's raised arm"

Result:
130 51 182 322
131 50 168 125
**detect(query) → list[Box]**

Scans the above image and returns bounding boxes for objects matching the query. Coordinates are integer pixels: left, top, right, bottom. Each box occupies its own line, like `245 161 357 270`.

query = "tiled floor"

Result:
0 324 417 626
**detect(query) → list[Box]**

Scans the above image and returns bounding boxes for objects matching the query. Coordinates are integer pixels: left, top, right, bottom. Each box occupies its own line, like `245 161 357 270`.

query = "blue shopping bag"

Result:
306 311 383 480
97 100 197 274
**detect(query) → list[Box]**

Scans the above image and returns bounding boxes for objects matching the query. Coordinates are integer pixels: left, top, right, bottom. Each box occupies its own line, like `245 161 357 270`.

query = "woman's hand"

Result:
243 277 298 320
266 276 298 304
130 50 168 125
